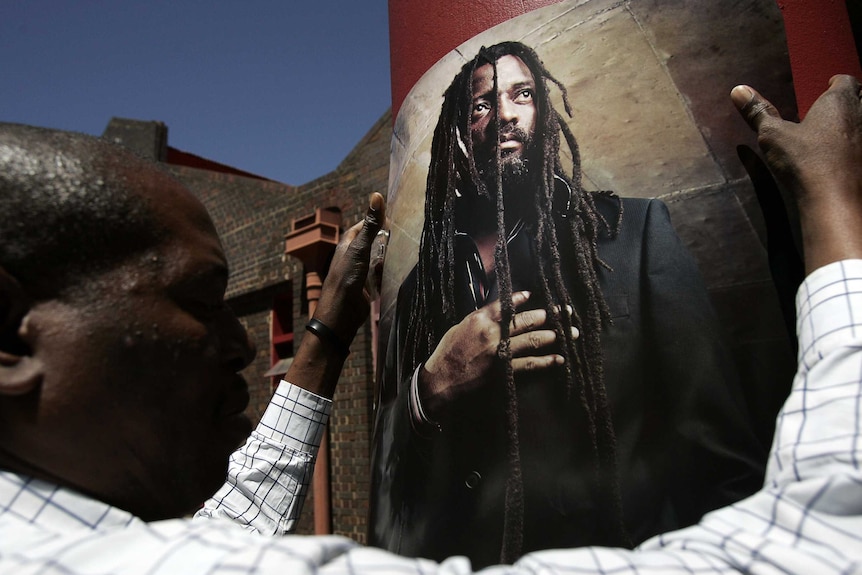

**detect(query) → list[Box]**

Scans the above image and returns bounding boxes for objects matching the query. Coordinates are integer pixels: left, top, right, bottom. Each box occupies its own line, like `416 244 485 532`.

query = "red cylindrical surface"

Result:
388 0 561 120
389 0 861 119
778 0 861 116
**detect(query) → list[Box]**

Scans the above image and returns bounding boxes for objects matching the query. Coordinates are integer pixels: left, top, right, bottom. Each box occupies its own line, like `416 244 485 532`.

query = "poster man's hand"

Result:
419 291 576 422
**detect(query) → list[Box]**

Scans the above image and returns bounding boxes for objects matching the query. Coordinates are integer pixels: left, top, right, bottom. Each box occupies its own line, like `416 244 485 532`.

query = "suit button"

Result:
465 471 482 489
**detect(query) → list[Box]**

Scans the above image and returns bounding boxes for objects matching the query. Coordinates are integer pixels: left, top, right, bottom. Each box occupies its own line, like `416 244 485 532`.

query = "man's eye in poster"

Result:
370 0 797 568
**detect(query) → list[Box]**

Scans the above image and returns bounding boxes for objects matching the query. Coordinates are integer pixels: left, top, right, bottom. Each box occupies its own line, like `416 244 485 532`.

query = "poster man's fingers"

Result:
483 291 530 323
509 301 575 337
509 307 548 335
509 324 579 373
512 353 564 372
510 328 558 355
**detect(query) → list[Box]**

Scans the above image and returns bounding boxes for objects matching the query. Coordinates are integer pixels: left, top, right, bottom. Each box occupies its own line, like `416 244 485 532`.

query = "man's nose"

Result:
221 308 256 371
498 95 518 124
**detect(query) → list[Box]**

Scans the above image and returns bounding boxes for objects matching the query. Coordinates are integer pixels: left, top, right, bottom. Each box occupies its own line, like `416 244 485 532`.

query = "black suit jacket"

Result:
370 194 765 568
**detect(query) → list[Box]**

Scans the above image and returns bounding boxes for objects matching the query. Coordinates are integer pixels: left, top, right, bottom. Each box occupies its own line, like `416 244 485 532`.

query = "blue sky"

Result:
0 1 391 185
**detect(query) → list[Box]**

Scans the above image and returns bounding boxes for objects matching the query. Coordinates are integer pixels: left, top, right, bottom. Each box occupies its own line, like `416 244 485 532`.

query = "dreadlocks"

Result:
403 41 628 562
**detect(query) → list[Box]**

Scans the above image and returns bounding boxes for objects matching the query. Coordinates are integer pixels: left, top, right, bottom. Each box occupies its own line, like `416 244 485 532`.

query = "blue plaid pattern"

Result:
2 261 861 573
196 381 330 534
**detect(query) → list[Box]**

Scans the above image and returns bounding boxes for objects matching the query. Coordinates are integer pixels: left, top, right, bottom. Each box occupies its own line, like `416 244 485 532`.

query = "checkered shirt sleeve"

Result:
195 380 331 534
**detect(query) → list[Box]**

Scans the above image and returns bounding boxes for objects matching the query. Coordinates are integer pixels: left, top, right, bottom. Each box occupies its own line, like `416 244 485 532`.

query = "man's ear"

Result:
0 266 41 396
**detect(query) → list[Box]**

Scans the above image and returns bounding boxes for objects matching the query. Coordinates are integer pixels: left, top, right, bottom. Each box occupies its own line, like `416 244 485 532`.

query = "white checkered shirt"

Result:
2 261 862 573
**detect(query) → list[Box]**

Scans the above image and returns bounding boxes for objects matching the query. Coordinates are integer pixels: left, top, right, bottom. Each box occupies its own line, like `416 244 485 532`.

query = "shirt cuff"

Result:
254 380 332 453
796 259 862 373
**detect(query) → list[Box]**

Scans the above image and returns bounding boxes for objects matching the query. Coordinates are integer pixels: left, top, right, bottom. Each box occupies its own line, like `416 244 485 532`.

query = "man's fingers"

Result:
822 75 862 118
357 191 386 247
510 325 577 353
827 74 862 96
512 354 564 372
509 303 574 336
510 307 546 335
336 192 386 271
511 290 531 308
366 191 386 229
510 328 557 354
344 192 385 245
483 291 530 323
731 85 783 132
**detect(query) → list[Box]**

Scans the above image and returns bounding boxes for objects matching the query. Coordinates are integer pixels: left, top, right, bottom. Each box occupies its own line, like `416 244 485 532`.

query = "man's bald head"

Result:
0 123 167 302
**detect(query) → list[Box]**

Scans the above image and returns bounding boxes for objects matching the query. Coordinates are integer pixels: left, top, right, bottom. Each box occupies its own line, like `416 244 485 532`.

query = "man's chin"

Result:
477 156 530 182
503 155 529 178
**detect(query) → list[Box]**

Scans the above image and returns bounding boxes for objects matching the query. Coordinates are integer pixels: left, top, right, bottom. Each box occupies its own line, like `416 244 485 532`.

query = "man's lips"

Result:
498 125 529 147
499 138 522 151
220 376 250 417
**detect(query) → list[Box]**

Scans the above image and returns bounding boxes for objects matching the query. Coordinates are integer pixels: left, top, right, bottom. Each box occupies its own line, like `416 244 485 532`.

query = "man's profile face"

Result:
11 165 255 519
470 54 537 174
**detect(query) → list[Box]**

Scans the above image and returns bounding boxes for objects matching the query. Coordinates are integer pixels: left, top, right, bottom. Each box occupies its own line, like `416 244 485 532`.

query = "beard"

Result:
465 127 537 231
475 126 534 192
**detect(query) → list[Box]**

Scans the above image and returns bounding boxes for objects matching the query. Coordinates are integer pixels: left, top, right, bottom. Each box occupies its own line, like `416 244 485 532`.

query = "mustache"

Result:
498 125 531 144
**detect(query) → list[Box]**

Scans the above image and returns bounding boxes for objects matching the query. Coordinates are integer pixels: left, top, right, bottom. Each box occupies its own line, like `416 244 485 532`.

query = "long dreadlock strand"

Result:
479 57 527 565
406 76 462 371
555 112 629 545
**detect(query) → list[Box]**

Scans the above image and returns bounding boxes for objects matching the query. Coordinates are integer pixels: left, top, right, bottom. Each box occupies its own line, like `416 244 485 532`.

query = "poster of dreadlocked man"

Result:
370 1 789 568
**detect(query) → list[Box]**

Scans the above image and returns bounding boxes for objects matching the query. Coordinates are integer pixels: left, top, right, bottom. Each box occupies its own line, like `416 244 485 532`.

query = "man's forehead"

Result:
125 164 212 229
143 211 228 293
471 55 535 96
122 164 226 267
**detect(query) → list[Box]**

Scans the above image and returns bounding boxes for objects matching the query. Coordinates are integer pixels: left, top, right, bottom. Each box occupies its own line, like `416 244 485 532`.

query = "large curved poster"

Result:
371 0 796 568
